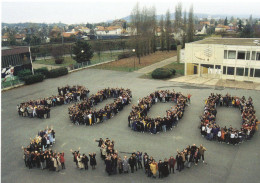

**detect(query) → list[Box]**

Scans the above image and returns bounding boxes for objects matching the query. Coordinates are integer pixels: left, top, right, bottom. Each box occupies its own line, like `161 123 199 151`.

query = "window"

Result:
255 69 260 78
250 68 254 77
251 51 256 60
237 51 246 60
245 68 249 77
246 51 250 60
224 50 227 59
215 65 221 69
227 67 235 75
228 51 236 59
223 66 227 74
257 52 260 61
236 67 244 76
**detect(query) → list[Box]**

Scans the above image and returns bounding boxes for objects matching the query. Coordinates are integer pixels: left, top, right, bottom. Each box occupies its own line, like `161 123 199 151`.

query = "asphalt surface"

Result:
1 68 260 183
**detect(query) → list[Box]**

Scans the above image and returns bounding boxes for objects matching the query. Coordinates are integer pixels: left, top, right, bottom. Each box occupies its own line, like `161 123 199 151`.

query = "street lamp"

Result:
132 49 135 71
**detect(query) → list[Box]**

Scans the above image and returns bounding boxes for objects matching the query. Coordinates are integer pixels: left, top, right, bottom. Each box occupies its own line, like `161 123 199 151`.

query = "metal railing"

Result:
1 78 24 89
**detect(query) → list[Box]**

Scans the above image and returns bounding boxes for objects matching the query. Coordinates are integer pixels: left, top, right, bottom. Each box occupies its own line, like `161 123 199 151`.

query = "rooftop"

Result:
2 46 30 56
192 38 260 46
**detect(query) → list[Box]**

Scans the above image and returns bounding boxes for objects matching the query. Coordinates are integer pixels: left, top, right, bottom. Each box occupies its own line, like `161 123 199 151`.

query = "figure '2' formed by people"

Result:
22 126 65 172
71 147 96 170
18 85 89 119
95 137 205 178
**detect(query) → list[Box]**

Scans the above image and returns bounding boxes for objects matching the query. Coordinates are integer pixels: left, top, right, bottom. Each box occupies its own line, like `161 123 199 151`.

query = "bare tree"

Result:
187 5 194 43
165 9 172 51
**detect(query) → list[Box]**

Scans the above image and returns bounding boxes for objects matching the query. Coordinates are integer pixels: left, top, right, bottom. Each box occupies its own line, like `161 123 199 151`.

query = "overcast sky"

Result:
1 0 260 24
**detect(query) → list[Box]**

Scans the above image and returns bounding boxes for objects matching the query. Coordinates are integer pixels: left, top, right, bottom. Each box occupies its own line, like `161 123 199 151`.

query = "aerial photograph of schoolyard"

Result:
1 0 260 183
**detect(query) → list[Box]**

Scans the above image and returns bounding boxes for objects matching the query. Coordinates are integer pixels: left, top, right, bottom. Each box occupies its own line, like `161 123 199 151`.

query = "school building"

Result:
183 38 260 82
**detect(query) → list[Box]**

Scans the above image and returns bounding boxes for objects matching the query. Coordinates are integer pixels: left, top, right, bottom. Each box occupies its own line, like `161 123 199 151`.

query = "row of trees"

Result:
130 2 194 63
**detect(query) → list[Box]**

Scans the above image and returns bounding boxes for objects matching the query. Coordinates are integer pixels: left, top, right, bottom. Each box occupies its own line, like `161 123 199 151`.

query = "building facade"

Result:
184 38 260 82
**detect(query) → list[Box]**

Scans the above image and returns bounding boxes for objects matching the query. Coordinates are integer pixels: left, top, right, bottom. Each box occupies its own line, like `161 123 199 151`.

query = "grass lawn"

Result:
91 51 177 72
34 52 122 67
140 62 184 80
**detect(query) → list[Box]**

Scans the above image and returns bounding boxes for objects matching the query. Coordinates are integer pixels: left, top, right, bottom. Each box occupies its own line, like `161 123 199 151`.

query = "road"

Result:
1 68 260 183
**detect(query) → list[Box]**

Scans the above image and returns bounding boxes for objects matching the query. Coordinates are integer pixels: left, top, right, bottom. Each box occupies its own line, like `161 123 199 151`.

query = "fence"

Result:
67 59 115 71
1 78 24 89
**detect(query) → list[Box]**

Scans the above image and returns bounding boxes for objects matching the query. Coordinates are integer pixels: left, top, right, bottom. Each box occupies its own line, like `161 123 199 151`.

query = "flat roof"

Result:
2 46 30 56
192 38 260 46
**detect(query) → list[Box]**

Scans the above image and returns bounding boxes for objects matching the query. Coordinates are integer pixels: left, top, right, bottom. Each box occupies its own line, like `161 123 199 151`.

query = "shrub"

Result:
34 67 50 78
55 58 64 64
168 68 176 75
24 74 44 85
17 69 32 81
151 68 172 79
48 67 68 78
118 52 134 60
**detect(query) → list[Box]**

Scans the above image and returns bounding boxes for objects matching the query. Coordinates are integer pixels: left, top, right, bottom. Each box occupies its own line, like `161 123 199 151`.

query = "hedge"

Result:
168 68 176 75
151 68 173 79
55 58 64 64
34 67 50 78
24 74 44 85
48 67 68 78
118 52 134 60
17 69 32 81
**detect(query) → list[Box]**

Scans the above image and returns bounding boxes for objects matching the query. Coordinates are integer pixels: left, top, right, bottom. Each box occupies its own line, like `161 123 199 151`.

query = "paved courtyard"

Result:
1 68 260 183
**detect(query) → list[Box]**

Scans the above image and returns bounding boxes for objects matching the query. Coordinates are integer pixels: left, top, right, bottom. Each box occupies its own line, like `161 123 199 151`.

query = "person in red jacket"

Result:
59 152 65 169
168 156 176 173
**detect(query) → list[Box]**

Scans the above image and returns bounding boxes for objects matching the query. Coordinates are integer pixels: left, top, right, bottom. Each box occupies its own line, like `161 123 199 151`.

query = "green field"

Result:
34 52 122 67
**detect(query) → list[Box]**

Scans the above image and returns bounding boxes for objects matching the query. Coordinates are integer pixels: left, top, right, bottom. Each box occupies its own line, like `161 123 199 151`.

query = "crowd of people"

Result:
18 85 89 119
128 90 189 134
68 88 132 125
70 148 97 170
22 126 66 171
96 137 206 178
200 93 259 145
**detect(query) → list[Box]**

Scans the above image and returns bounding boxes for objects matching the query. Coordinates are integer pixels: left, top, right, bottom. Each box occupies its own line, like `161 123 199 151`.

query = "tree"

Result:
174 2 182 33
240 24 254 38
238 19 242 31
165 9 172 51
130 3 157 64
187 5 194 43
224 17 228 25
160 16 165 51
73 40 94 63
182 10 187 46
249 15 253 26
51 46 64 60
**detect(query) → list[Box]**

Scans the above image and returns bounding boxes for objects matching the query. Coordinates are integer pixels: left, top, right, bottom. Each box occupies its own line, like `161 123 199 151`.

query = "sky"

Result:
1 0 260 24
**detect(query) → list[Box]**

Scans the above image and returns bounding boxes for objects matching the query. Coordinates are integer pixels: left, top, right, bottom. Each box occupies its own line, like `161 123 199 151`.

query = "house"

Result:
2 35 8 42
199 21 210 26
183 38 260 82
62 29 80 38
215 24 230 32
15 34 26 43
195 24 207 35
95 26 122 35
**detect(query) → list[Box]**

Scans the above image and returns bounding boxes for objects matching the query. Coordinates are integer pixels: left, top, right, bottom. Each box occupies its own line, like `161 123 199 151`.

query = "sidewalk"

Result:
168 75 260 91
135 56 177 74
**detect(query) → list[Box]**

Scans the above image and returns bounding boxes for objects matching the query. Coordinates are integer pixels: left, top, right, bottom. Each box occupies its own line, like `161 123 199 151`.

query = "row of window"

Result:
224 50 260 60
223 66 260 78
